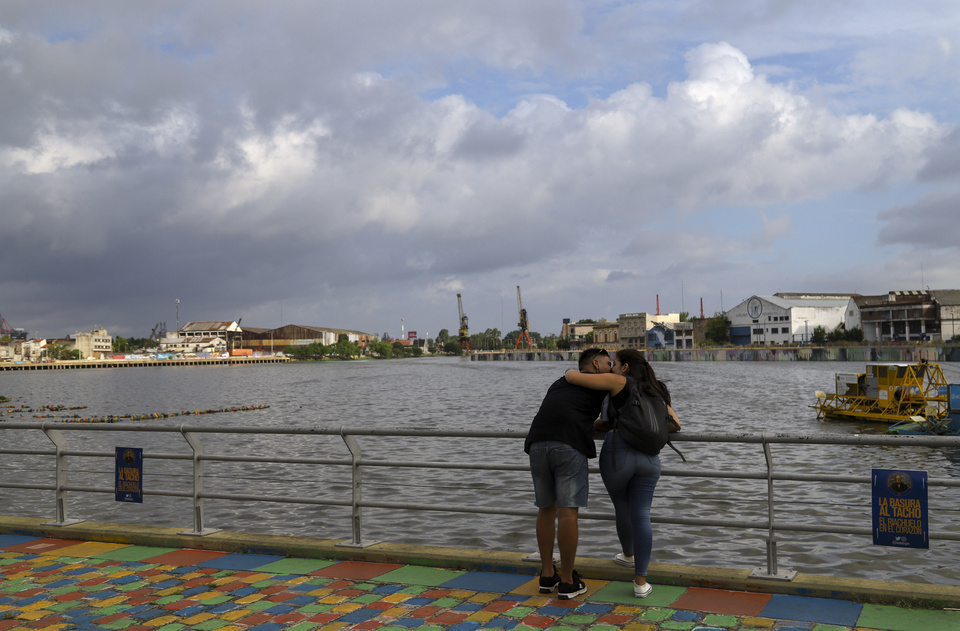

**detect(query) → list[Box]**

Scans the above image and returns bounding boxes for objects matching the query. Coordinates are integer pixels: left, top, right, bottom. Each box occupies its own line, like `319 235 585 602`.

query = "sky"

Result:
2 1 960 341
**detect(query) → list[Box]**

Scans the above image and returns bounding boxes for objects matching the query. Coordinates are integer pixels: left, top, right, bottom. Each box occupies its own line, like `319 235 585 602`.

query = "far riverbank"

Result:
472 345 960 362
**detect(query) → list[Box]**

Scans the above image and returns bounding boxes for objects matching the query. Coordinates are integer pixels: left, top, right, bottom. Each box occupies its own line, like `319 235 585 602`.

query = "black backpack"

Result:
610 377 685 461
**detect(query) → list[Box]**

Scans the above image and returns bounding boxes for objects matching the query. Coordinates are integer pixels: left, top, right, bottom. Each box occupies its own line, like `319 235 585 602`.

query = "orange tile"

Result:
671 587 771 616
310 561 403 580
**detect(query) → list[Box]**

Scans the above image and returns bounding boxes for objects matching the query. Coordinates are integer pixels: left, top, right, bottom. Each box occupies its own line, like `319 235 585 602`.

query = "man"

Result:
524 347 611 599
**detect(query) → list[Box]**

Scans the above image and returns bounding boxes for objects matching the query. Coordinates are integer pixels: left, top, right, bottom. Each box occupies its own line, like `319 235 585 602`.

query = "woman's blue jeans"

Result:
599 431 661 577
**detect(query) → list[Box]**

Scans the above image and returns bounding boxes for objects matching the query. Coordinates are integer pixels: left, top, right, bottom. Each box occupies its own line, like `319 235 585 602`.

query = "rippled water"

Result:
2 357 959 585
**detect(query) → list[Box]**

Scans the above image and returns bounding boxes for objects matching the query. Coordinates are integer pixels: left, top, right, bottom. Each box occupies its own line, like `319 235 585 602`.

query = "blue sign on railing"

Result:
115 447 143 503
872 469 927 548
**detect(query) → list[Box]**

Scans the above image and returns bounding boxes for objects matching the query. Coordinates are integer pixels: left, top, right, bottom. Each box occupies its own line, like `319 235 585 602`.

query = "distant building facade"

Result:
241 324 375 351
727 293 853 345
75 328 113 359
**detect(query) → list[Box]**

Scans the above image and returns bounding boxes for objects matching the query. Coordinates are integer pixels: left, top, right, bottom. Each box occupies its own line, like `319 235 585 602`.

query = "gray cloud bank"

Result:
1 2 958 338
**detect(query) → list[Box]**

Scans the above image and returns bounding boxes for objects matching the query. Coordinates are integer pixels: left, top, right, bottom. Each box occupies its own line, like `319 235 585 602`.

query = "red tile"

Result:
483 600 516 612
309 612 342 623
410 605 441 618
671 587 771 616
53 591 84 602
310 561 403 580
368 601 393 610
12 588 44 598
520 615 555 628
140 549 228 566
266 591 298 602
274 613 306 624
423 589 451 598
337 589 365 597
429 611 468 624
236 612 271 625
0 622 20 630
352 621 383 630
261 584 288 595
2 538 85 554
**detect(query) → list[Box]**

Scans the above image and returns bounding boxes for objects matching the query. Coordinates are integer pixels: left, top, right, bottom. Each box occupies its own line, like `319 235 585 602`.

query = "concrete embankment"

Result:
0 356 289 371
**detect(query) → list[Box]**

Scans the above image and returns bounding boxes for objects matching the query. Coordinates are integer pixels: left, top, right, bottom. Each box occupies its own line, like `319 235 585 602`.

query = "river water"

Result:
2 358 959 585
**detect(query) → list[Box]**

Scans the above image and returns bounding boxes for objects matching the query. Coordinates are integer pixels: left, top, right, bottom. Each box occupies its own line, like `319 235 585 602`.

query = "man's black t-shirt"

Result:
524 377 607 458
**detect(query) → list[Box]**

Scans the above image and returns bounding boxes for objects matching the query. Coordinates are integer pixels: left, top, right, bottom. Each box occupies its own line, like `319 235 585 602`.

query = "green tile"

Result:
246 600 275 610
398 585 427 595
156 624 186 631
502 606 535 618
559 614 597 624
639 607 675 621
284 624 319 631
431 597 462 608
660 621 694 630
703 613 738 627
858 603 960 631
193 620 230 630
119 581 148 591
812 624 850 631
375 565 465 587
587 625 620 631
255 558 336 574
155 595 183 604
249 579 278 588
94 546 178 562
589 580 685 606
351 593 381 604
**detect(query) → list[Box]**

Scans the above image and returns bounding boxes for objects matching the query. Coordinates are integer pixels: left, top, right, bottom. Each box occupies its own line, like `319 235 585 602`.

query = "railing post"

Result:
337 428 379 548
178 427 220 536
750 436 796 580
41 424 84 527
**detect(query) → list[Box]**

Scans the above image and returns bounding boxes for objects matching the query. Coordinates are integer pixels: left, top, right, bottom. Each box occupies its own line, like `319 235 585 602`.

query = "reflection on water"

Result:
1 357 959 585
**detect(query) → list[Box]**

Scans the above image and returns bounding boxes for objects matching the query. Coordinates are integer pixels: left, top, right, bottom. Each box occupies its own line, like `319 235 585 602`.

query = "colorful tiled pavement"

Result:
1 535 958 631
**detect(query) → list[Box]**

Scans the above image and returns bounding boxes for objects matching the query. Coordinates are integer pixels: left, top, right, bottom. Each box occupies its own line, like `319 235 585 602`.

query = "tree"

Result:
334 334 359 359
444 340 463 355
370 341 393 358
811 326 828 345
436 329 450 345
679 312 690 322
392 341 406 357
704 312 731 345
583 331 594 344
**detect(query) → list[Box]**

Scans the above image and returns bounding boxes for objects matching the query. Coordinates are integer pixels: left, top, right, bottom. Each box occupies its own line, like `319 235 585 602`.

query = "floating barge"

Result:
813 360 960 434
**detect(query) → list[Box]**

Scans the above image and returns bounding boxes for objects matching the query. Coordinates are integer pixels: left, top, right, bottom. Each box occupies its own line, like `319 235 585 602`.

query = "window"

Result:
781 327 789 334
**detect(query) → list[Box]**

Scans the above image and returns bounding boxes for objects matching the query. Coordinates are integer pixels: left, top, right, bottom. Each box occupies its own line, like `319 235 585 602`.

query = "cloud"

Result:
0 3 957 338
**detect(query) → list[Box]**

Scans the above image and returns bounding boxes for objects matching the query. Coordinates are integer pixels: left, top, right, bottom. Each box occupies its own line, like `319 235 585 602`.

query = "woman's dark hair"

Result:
615 348 670 404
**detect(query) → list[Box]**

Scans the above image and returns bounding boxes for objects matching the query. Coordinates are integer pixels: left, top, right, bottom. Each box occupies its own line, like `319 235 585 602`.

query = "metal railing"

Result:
1 421 959 581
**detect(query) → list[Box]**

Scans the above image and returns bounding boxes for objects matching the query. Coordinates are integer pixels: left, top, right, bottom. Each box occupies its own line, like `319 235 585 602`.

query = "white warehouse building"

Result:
727 293 854 346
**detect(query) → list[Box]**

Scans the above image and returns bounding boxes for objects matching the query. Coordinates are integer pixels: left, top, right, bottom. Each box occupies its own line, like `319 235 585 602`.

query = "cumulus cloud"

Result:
0 2 957 338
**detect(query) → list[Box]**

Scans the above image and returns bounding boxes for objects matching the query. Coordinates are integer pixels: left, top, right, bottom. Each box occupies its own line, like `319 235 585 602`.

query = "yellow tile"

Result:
91 596 127 607
622 623 657 631
306 587 333 597
235 593 265 604
742 617 776 628
193 591 225 601
381 606 413 617
41 542 128 558
318 594 347 604
221 609 250 621
469 592 498 603
318 623 349 630
145 615 180 626
239 573 273 583
181 613 215 624
16 608 49 619
614 604 643 613
448 589 474 599
331 602 362 613
210 575 237 586
465 610 499 622
287 576 311 585
382 593 412 603
18 601 55 613
155 587 183 596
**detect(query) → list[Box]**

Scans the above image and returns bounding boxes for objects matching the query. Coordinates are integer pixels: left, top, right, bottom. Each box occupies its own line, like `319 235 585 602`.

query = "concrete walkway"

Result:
1 518 959 631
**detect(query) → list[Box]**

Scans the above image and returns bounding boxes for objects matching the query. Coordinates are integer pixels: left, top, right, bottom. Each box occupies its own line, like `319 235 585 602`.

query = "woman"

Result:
563 348 680 598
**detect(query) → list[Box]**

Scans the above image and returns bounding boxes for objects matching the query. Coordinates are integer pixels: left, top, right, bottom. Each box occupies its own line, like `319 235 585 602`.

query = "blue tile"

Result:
448 623 481 631
403 597 435 606
246 624 287 631
109 575 140 584
337 607 379 623
231 587 259 596
209 603 239 613
453 602 483 612
177 605 209 616
264 604 295 614
440 571 532 593
673 610 700 621
196 553 283 570
761 594 862 627
537 605 570 616
373 584 406 594
577 602 613 613
0 535 42 548
285 595 315 606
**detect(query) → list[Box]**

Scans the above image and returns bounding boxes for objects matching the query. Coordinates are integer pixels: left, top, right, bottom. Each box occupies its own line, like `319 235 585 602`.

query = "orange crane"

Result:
515 286 533 350
457 294 472 351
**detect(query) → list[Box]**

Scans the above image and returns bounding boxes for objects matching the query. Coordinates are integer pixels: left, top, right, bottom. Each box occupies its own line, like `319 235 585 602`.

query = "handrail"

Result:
1 421 959 581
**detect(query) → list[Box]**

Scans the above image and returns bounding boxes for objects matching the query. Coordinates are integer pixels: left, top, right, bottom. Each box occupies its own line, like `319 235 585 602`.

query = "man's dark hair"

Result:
578 347 609 371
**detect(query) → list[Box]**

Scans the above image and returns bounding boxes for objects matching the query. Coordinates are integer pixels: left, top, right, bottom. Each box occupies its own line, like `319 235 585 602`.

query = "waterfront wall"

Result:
0 356 289 371
472 346 960 362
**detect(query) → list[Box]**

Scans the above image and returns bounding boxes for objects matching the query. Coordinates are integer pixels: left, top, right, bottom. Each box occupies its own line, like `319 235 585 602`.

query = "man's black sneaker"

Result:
538 565 561 593
557 570 587 600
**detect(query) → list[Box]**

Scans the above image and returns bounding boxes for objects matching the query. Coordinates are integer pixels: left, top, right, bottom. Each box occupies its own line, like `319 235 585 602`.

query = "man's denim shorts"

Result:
528 441 588 508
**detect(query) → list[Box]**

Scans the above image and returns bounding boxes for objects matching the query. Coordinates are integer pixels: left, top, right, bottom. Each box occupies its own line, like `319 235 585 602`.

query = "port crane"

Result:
515 286 533 350
457 294 472 351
